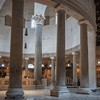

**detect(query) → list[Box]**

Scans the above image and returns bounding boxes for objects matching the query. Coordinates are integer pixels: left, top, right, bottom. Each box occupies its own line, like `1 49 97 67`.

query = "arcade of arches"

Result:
0 0 100 99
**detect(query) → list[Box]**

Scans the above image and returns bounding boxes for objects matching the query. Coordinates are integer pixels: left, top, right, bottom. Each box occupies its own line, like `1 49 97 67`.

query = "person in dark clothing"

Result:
77 77 80 86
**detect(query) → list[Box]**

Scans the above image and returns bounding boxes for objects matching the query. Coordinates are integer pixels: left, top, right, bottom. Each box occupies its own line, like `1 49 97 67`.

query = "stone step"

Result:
35 85 45 89
76 88 92 95
91 89 100 95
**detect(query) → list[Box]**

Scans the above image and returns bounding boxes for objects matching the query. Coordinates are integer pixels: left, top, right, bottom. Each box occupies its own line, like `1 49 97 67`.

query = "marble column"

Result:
88 31 96 89
6 0 24 99
79 20 89 88
25 58 29 78
72 52 77 87
50 10 69 97
33 15 44 85
50 57 55 86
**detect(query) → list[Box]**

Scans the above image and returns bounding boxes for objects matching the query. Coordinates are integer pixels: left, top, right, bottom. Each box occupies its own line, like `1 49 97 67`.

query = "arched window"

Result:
5 15 11 26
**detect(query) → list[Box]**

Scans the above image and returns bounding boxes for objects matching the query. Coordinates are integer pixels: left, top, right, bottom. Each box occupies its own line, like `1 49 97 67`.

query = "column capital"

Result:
78 19 88 25
54 3 66 13
32 14 45 25
57 9 66 14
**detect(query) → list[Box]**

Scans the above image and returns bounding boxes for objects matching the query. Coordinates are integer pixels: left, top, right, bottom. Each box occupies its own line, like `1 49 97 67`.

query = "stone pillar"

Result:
33 15 44 85
50 57 55 86
25 58 29 78
50 10 69 97
79 20 89 88
72 52 77 87
6 0 24 99
88 31 96 89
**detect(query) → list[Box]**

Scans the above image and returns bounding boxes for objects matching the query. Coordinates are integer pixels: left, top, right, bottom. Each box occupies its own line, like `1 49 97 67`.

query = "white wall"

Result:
65 17 80 49
0 26 11 53
0 16 80 55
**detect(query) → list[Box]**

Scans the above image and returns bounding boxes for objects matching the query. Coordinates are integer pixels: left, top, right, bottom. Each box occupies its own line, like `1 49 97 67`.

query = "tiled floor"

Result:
0 89 100 100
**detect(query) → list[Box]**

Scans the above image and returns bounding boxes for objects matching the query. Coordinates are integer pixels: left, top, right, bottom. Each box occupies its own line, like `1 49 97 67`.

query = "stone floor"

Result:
0 89 100 100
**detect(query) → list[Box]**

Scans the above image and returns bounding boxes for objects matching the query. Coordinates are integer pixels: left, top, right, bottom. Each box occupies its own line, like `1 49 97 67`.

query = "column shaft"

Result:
50 57 55 86
34 23 42 85
25 58 29 78
6 0 24 99
50 10 69 97
88 31 96 88
72 52 77 86
80 23 89 88
56 10 66 86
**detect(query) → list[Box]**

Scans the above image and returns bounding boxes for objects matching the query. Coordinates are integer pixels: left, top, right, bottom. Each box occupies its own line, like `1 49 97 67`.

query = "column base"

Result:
50 84 54 89
42 78 48 86
50 86 69 97
5 88 24 99
73 82 78 87
76 88 92 94
91 89 100 95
